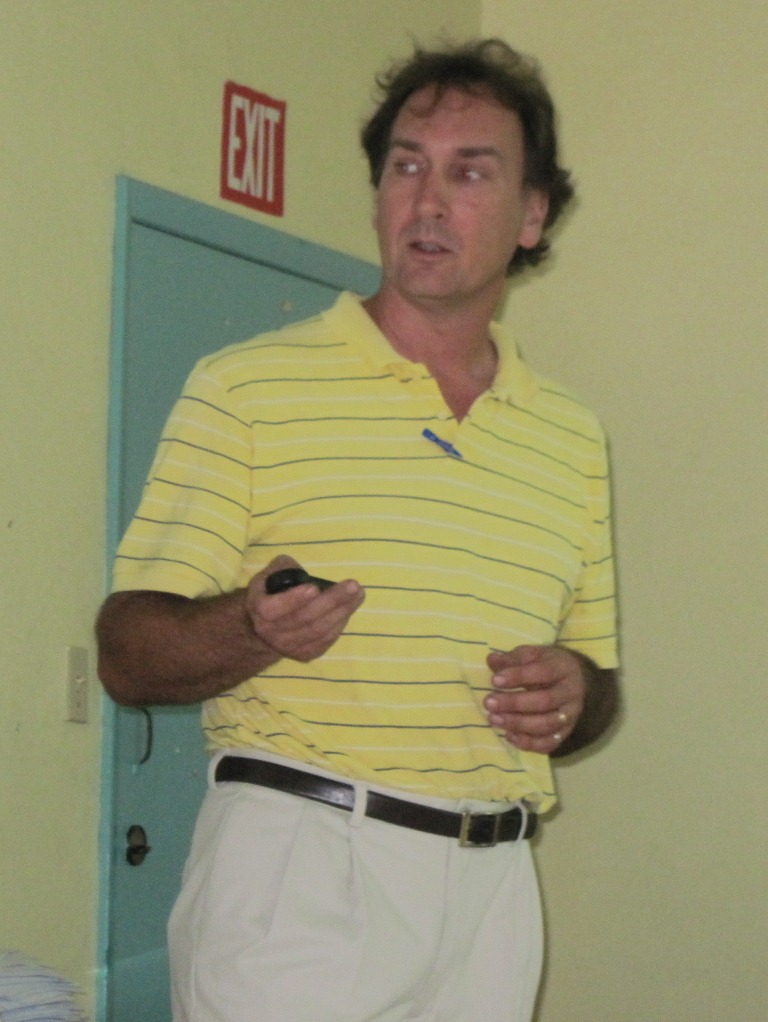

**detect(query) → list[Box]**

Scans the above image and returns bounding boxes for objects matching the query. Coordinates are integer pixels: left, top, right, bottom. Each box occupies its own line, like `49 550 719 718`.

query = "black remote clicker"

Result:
265 567 335 594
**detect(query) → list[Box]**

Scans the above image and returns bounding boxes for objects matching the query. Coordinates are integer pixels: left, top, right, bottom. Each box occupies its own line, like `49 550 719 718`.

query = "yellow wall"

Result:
0 1 480 1013
484 3 768 1020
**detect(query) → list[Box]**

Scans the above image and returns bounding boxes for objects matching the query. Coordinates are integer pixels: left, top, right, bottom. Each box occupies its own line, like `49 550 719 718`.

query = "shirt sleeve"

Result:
557 427 619 669
111 356 252 599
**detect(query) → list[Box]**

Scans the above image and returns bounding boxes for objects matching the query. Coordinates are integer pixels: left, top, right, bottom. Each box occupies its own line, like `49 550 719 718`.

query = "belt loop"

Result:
208 750 227 789
518 800 529 841
349 781 368 828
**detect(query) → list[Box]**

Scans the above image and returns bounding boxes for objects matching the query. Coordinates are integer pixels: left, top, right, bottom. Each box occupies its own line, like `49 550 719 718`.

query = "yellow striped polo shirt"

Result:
113 291 618 810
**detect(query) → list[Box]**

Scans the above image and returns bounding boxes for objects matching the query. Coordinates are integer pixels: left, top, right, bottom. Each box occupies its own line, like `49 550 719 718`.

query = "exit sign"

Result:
220 81 286 217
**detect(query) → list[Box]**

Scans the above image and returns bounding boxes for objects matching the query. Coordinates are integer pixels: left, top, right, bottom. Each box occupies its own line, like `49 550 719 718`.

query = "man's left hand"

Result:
484 645 586 754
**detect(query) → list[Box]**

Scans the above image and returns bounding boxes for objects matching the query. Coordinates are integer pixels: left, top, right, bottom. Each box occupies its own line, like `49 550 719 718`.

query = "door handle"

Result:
126 824 152 866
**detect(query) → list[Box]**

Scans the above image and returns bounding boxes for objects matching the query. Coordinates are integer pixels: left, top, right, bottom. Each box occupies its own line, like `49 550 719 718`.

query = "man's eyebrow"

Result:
456 145 504 161
387 138 422 154
387 138 503 161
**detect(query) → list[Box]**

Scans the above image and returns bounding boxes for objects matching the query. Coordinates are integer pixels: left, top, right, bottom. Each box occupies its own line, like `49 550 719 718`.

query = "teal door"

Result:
101 177 379 1021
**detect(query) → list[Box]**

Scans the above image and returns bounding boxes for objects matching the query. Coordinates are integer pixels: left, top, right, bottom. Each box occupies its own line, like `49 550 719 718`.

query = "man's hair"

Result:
361 38 574 275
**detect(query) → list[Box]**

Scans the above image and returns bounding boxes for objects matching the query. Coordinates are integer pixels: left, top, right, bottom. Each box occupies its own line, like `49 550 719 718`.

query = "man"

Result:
97 38 620 1022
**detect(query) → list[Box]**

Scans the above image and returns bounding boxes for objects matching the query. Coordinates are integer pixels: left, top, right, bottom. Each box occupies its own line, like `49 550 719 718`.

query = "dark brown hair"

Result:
361 38 574 274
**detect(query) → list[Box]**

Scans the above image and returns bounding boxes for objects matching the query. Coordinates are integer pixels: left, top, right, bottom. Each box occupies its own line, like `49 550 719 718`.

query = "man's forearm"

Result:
96 589 280 707
551 652 621 758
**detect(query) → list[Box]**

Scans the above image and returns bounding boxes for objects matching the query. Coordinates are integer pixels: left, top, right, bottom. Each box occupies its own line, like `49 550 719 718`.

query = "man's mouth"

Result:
410 240 450 254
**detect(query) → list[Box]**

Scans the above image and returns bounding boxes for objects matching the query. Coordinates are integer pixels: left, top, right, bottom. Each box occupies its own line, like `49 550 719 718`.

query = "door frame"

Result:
97 176 379 1019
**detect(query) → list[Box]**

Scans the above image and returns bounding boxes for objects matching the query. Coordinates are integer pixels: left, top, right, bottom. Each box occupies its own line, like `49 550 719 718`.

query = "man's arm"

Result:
96 557 365 707
484 645 620 757
550 650 620 758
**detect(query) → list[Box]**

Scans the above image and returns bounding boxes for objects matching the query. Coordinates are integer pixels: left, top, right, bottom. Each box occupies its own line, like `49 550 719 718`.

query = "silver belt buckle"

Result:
459 811 503 848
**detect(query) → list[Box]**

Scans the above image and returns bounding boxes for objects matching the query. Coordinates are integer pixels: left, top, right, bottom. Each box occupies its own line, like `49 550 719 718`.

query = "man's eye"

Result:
394 159 420 175
459 166 485 182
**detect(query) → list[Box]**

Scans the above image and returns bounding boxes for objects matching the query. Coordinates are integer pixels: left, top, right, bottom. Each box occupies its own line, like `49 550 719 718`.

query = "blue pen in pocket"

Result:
422 428 463 459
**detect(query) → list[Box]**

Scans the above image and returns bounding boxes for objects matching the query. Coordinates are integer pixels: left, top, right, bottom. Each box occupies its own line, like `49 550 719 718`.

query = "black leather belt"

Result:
215 755 537 847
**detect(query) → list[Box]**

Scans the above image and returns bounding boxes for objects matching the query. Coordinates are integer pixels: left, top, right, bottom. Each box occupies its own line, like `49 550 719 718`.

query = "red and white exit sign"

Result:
220 81 286 217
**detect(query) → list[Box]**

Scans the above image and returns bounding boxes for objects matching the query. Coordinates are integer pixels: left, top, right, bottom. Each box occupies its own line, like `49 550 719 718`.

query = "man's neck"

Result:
365 289 499 371
363 288 501 419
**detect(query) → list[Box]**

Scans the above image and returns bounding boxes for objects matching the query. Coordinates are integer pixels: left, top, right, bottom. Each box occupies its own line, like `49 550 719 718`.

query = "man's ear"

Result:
371 189 382 232
519 189 549 248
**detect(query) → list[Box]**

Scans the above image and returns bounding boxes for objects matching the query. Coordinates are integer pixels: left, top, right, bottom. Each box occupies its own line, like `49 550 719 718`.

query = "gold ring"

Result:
558 711 568 725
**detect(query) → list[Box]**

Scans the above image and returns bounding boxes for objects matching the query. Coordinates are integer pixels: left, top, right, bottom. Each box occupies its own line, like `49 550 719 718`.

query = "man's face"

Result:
373 86 548 311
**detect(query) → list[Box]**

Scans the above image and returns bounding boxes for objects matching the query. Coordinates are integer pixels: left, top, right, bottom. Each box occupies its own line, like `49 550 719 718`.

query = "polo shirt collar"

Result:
488 320 540 409
329 291 539 407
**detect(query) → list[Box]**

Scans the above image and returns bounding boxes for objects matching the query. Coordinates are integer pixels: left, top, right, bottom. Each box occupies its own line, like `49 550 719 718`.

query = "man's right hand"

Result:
96 556 365 707
246 555 365 663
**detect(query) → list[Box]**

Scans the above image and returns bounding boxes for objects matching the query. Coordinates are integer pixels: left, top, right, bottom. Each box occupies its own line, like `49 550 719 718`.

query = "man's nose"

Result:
415 169 448 217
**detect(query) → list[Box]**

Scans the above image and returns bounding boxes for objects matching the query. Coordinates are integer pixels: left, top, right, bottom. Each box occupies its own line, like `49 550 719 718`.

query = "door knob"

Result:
126 824 151 866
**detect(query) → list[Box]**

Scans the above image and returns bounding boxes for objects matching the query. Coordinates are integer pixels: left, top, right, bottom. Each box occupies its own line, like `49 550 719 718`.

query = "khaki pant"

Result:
169 753 543 1022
